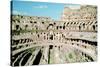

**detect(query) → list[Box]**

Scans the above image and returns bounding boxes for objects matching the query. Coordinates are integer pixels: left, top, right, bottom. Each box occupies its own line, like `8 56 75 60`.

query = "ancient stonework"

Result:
11 5 97 66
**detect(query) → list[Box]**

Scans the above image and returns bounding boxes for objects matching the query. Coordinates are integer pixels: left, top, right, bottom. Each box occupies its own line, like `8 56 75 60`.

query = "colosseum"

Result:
11 5 97 66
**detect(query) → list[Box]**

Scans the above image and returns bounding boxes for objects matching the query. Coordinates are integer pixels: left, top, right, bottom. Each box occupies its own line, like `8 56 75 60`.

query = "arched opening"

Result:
16 25 19 30
30 21 33 23
42 22 44 24
93 25 95 30
49 35 53 40
37 34 39 38
34 21 37 24
71 22 73 24
60 26 62 29
74 22 76 24
47 24 53 30
25 25 28 30
49 45 53 49
63 26 65 29
83 23 85 28
67 22 69 25
56 26 58 30
79 26 81 31
54 22 56 25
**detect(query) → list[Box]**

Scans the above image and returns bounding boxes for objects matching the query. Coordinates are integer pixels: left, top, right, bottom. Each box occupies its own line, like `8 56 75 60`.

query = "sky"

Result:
11 0 80 20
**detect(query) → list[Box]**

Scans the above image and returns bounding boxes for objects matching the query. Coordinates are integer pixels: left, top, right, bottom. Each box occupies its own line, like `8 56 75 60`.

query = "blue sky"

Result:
11 1 80 20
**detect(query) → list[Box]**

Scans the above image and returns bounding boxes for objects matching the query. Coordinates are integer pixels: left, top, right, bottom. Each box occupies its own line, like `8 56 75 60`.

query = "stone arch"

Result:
64 22 66 26
34 21 37 24
56 26 58 30
54 22 56 25
74 22 76 24
49 35 53 40
70 22 73 24
37 34 39 38
47 24 53 30
67 22 69 25
60 26 62 29
16 25 19 30
25 24 28 30
93 25 95 30
63 26 65 30
83 23 85 27
30 21 33 23
79 26 81 31
42 21 44 24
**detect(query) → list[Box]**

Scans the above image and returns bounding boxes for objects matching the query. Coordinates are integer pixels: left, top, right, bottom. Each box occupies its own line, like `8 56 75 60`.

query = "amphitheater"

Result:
11 5 97 66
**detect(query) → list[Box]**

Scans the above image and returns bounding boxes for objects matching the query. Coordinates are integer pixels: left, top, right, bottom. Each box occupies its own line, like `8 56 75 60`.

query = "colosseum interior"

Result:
11 5 97 66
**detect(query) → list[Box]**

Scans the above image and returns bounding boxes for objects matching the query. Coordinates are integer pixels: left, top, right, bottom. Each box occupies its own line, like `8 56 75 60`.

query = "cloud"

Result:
33 5 48 9
12 10 28 15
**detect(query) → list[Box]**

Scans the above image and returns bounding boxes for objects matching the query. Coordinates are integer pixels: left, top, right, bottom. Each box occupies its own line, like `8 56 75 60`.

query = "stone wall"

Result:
11 5 97 66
